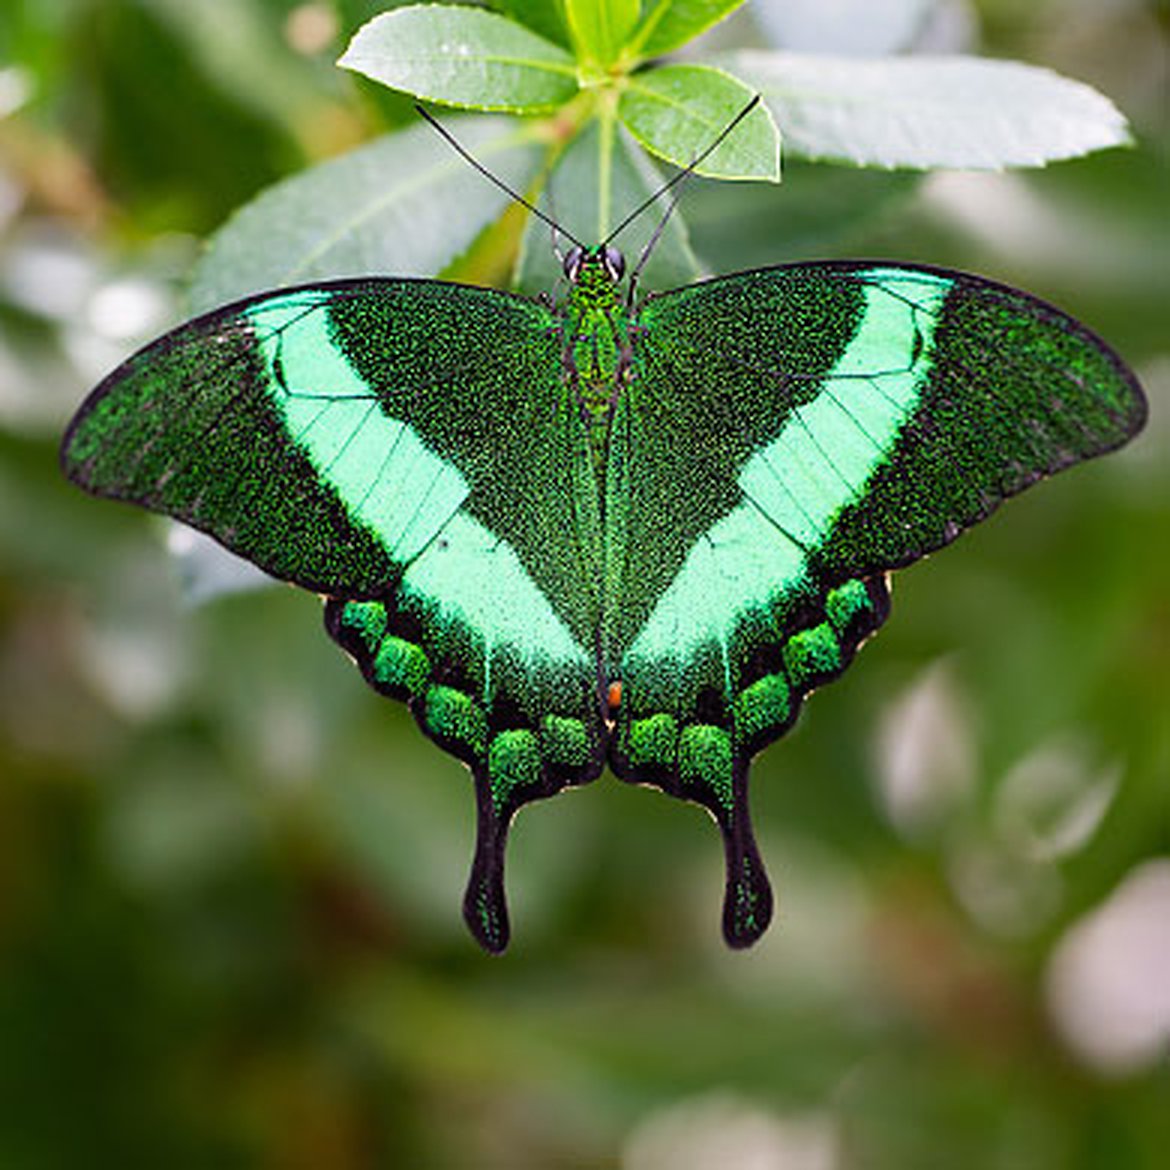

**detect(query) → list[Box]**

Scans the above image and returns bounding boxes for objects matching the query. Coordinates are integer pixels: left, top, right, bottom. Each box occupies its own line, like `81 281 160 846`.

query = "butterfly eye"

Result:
602 245 626 281
563 246 585 282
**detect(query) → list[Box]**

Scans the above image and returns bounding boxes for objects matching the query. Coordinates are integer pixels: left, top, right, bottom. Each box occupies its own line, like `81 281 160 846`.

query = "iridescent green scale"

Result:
61 251 1146 952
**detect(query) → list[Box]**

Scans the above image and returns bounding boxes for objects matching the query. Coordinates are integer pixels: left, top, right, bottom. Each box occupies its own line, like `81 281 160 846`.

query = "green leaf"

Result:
754 0 939 56
618 64 779 180
631 0 747 58
189 116 543 311
718 51 1132 169
514 117 702 296
492 1 570 48
564 0 641 67
338 4 578 113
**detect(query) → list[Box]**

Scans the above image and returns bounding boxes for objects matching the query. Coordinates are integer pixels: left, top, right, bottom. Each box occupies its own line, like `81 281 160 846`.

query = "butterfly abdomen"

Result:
563 289 634 480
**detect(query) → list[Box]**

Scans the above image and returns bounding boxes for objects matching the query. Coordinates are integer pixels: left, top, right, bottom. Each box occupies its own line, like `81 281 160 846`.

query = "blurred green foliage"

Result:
1 1 1168 1167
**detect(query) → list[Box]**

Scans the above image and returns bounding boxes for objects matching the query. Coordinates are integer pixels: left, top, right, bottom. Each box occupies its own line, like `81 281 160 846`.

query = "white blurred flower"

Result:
874 660 975 839
1046 859 1170 1075
993 736 1119 864
623 1094 838 1170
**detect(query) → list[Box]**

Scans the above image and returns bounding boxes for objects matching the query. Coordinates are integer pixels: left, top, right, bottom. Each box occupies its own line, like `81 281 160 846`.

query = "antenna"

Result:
625 184 685 306
601 94 762 248
418 95 763 268
414 104 586 250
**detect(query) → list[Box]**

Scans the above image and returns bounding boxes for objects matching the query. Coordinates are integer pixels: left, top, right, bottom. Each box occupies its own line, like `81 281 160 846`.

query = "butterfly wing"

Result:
61 278 609 951
607 261 1146 946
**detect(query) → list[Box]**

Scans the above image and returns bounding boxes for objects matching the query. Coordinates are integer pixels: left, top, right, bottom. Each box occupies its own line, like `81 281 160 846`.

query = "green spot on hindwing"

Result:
488 729 542 814
424 686 488 759
540 715 591 770
337 600 388 653
629 713 679 772
373 635 431 699
826 579 874 635
679 725 733 811
783 622 843 691
734 672 793 748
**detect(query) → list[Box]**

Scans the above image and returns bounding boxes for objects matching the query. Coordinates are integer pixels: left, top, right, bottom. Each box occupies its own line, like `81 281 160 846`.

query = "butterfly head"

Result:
563 244 626 286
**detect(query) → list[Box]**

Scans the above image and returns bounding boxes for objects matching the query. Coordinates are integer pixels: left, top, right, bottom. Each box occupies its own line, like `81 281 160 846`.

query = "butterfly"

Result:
60 111 1147 953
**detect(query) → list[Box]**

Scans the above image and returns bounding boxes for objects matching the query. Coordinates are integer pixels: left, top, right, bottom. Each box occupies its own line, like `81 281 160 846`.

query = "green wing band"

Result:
819 268 1145 572
62 298 401 595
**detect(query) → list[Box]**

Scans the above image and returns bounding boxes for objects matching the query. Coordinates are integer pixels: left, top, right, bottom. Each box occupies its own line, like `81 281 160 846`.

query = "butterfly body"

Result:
559 248 633 482
61 253 1146 953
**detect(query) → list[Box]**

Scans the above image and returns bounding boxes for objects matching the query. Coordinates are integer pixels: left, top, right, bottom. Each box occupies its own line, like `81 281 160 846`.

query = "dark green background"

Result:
1 1 1167 1166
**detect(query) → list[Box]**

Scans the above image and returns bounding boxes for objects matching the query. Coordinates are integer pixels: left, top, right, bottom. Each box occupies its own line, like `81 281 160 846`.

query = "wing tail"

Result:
721 764 773 948
464 774 512 954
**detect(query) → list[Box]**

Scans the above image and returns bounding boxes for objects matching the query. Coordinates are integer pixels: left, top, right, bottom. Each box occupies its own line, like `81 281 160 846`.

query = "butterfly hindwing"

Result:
607 261 1145 944
61 278 611 951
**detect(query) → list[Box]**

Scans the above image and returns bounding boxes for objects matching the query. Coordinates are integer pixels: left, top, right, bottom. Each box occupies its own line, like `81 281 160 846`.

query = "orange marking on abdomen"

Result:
607 681 622 713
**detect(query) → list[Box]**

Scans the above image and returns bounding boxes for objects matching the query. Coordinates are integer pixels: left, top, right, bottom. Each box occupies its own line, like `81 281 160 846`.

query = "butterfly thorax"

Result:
560 255 633 474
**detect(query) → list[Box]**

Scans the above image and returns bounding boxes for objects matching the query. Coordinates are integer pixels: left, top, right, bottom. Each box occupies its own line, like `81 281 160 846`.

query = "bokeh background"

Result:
1 1 1167 1166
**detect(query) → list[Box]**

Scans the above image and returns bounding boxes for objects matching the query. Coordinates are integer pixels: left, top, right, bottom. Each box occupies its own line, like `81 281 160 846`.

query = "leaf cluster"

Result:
192 0 1131 309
